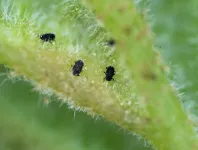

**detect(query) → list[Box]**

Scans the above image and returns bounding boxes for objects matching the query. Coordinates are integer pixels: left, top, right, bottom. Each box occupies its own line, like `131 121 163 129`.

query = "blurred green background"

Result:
0 65 151 150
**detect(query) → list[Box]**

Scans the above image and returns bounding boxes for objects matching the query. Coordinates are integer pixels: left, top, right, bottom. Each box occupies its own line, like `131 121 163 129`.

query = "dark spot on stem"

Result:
142 71 157 81
123 26 132 36
104 66 115 81
72 60 84 76
40 33 55 42
107 39 116 47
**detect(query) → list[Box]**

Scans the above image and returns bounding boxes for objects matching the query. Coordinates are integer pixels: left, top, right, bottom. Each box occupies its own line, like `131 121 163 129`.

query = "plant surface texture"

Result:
0 0 198 150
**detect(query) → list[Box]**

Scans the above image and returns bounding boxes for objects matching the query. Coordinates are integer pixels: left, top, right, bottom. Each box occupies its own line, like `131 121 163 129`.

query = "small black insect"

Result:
72 60 84 76
104 66 115 81
107 39 116 47
40 33 55 42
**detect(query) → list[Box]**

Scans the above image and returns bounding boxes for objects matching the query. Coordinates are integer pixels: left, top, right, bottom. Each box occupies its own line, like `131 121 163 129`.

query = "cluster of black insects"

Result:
40 33 116 81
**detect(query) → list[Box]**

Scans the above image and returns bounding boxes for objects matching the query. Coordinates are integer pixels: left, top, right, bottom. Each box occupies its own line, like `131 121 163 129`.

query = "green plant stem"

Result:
0 0 198 149
84 0 198 149
0 0 147 136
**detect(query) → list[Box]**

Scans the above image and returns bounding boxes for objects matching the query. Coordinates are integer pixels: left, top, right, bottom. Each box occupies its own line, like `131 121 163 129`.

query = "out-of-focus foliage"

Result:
0 65 151 150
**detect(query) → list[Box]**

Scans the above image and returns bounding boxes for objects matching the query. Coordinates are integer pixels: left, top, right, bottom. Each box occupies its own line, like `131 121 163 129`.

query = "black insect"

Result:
107 39 116 47
40 33 55 42
72 60 84 76
104 66 115 81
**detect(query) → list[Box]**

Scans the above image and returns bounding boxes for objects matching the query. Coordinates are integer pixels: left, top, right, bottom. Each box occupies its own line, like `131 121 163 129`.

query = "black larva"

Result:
40 33 55 42
104 66 115 81
72 60 84 76
107 39 116 47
